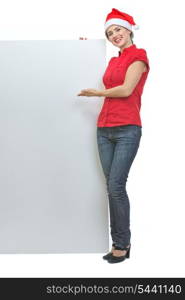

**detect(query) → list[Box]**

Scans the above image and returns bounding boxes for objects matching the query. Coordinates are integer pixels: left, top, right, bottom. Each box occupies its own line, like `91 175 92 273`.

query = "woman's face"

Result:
106 25 131 48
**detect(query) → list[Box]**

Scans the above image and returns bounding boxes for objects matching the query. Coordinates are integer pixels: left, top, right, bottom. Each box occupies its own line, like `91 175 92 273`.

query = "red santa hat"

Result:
105 8 139 33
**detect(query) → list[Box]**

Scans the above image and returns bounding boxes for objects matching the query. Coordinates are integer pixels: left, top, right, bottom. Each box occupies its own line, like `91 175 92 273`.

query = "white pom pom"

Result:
133 24 139 30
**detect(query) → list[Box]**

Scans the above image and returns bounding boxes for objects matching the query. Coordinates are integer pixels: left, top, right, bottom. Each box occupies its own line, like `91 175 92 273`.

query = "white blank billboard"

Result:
0 39 109 253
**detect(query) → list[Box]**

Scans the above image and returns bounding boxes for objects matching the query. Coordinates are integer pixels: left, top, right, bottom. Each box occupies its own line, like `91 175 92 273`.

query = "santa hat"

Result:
105 8 139 33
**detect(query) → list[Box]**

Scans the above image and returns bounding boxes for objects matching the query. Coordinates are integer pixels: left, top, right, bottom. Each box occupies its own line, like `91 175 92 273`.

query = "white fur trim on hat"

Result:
105 19 131 32
105 18 139 32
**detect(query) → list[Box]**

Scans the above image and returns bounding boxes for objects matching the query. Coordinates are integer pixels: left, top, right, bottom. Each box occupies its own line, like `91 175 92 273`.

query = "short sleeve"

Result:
128 48 150 72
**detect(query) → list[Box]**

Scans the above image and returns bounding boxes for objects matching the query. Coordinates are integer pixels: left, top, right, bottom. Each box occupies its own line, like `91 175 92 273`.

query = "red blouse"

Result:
97 44 150 127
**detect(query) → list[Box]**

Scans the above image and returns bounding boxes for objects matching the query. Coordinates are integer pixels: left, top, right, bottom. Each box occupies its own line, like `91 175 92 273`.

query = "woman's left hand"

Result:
77 89 103 97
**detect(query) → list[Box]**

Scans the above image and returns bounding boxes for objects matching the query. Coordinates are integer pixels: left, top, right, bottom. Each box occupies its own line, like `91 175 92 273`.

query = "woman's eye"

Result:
108 28 120 36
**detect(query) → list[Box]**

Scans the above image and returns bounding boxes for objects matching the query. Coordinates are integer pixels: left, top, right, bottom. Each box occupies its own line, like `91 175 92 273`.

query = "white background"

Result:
0 0 185 277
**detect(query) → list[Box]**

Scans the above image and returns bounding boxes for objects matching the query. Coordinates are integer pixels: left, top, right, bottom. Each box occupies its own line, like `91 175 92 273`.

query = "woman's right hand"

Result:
79 37 88 40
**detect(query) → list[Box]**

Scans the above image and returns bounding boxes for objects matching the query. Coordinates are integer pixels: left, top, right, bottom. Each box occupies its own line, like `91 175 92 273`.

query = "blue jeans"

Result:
96 125 142 249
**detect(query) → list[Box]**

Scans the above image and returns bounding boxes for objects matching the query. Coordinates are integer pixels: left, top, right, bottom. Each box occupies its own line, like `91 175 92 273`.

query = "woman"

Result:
78 8 150 264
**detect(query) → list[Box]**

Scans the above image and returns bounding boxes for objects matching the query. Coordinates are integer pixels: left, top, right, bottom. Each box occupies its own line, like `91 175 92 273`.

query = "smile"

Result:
114 38 123 43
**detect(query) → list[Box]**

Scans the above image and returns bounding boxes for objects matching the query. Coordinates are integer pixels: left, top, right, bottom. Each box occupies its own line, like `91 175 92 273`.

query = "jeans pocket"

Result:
117 125 141 139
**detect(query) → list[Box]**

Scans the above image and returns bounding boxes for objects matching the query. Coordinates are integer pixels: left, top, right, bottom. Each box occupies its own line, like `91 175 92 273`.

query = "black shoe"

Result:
107 244 131 264
102 243 115 260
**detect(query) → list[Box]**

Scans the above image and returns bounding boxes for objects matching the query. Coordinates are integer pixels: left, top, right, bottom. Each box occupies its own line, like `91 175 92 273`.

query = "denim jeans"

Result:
96 125 142 249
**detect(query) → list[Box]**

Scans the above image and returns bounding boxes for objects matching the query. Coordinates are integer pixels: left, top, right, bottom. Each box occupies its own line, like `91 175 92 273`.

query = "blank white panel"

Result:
0 39 109 253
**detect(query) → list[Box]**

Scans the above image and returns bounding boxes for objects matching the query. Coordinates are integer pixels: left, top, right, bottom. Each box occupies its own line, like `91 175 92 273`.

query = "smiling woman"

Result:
78 7 150 264
105 26 134 45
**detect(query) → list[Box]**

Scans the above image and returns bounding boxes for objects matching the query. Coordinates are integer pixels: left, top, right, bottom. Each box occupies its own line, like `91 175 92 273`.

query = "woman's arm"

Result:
78 61 146 98
101 60 147 98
